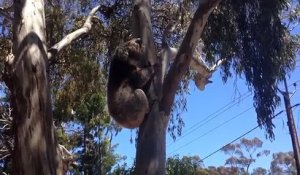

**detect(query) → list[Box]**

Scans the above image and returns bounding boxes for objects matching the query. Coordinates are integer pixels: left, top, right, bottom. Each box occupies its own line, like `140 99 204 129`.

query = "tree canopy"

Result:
0 0 299 174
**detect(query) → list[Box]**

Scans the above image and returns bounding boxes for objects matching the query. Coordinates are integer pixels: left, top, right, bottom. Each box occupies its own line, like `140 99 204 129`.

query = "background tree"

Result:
164 153 269 175
270 151 296 175
221 137 270 174
252 167 268 175
111 162 135 175
166 155 203 175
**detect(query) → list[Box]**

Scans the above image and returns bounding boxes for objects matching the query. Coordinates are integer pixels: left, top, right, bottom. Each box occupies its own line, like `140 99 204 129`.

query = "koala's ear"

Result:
133 38 141 44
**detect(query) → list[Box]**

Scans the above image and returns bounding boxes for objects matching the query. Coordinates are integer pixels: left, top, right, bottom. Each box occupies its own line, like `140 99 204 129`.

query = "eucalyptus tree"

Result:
221 137 270 174
0 0 299 175
0 2 121 173
271 151 296 175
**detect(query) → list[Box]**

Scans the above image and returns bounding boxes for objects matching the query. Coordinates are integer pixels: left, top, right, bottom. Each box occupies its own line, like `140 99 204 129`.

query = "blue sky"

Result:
112 61 300 171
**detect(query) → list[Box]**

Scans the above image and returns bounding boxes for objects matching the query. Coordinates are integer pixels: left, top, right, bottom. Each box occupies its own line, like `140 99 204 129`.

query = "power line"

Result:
182 91 251 132
167 81 300 155
168 106 253 155
167 91 252 146
168 81 300 147
199 103 300 162
197 87 300 161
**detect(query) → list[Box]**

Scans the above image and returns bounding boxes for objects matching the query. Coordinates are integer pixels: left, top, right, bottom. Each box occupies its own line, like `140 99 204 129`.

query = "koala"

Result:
107 39 154 129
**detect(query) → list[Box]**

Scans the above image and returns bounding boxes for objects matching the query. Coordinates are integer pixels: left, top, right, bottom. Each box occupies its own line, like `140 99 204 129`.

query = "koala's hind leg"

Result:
133 89 149 114
119 89 149 129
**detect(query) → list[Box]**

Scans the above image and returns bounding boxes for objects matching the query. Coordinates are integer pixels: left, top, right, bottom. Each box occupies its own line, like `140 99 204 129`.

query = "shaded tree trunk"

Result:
133 0 222 174
4 0 58 174
136 105 167 174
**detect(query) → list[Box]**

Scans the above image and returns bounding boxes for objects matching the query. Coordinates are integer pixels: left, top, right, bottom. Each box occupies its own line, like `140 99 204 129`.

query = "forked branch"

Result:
48 5 101 59
161 0 222 115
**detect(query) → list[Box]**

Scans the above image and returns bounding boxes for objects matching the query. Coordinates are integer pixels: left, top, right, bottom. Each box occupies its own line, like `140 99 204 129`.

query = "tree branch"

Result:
47 5 101 59
161 0 222 115
0 6 13 21
132 0 157 65
132 0 161 101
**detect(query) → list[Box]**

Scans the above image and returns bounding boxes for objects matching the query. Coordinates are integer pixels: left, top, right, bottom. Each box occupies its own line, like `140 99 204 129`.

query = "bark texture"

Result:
136 105 166 175
4 0 58 174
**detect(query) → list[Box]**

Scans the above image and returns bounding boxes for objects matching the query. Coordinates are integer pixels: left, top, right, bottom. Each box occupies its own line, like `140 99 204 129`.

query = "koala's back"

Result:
107 56 149 128
108 58 134 88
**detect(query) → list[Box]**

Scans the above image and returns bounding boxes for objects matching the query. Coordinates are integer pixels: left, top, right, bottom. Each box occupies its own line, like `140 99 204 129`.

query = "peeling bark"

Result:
191 57 226 90
161 0 222 115
4 0 58 174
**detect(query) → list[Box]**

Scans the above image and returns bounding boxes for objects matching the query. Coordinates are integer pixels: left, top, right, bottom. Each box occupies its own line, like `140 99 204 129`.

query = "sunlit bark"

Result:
3 0 58 174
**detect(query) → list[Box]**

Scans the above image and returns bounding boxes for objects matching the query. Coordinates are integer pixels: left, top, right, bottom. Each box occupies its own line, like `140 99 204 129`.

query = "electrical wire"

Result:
167 91 252 146
199 103 300 162
169 81 300 146
168 106 253 156
167 81 300 154
167 81 300 156
168 80 300 147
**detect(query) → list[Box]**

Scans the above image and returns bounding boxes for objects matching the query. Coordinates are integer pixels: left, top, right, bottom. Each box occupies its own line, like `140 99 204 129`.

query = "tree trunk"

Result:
132 1 166 173
4 0 58 174
135 104 168 175
133 0 221 174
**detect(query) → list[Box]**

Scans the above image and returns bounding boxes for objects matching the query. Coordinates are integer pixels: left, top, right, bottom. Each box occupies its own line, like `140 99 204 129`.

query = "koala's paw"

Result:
115 46 129 59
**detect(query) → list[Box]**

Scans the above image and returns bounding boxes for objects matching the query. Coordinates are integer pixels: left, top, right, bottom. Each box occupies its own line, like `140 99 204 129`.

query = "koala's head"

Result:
114 38 148 66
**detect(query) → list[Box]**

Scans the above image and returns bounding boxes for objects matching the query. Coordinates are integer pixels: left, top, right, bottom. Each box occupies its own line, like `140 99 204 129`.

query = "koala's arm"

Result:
114 38 143 65
130 66 154 88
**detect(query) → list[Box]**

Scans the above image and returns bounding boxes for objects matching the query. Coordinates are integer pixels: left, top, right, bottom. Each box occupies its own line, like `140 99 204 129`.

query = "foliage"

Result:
44 1 126 174
165 138 295 175
221 137 270 174
1 0 298 141
270 151 296 175
165 153 266 175
202 0 299 138
111 150 297 175
112 162 135 175
0 0 299 173
0 1 124 174
166 155 204 175
252 167 268 175
0 93 12 174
